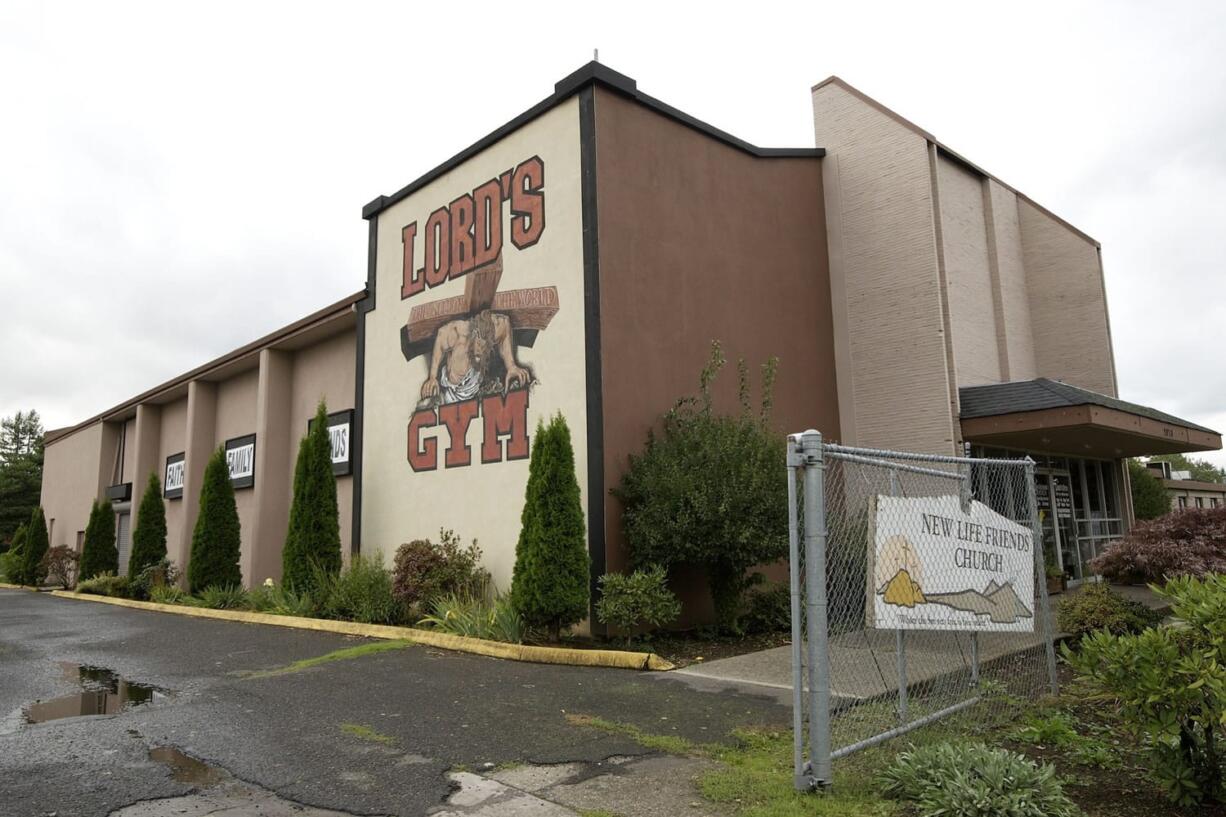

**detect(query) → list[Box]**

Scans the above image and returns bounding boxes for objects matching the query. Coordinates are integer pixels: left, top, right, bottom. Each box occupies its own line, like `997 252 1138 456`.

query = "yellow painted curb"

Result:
47 590 674 671
0 582 41 591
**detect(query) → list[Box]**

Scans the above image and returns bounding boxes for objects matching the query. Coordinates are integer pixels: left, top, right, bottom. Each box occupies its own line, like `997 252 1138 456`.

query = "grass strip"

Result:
245 639 411 679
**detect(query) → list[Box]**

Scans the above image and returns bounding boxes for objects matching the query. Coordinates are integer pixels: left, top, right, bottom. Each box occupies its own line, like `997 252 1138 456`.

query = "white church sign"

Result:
869 494 1035 632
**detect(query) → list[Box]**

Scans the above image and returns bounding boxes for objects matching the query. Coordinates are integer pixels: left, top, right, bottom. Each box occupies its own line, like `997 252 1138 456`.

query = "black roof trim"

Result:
959 378 1219 436
362 62 823 221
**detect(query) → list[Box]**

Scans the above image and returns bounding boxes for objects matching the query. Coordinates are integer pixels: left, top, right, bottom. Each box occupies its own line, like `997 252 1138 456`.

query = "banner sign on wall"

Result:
164 453 185 499
308 409 354 476
225 434 256 489
869 494 1035 632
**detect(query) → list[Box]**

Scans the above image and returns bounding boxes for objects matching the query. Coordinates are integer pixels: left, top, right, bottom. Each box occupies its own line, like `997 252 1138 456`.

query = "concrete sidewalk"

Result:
674 582 1166 700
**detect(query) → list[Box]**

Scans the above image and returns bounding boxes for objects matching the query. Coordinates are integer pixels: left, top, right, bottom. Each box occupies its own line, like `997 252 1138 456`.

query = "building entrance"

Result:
1035 470 1081 581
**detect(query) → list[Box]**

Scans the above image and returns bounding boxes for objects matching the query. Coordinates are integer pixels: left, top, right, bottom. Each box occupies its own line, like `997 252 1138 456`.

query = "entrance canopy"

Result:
959 378 1221 458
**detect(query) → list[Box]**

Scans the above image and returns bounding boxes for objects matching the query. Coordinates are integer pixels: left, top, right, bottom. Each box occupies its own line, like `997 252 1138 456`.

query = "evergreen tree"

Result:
21 507 50 587
1129 459 1171 521
79 499 117 581
129 471 167 577
281 401 341 595
0 410 44 545
188 447 242 592
510 413 589 641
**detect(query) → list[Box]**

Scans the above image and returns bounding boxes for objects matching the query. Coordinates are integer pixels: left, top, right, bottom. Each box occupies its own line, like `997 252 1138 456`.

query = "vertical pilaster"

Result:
180 380 217 576
248 349 293 584
130 403 162 531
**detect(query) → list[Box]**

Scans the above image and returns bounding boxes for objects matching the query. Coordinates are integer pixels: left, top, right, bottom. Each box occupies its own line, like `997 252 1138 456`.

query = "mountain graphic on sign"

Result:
924 581 1033 624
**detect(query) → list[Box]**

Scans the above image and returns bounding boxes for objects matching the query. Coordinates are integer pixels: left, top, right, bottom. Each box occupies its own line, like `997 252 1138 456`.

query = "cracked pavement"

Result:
0 589 788 816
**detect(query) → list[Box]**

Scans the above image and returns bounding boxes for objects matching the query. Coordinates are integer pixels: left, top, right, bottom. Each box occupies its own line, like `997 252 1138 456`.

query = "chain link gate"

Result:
786 430 1059 791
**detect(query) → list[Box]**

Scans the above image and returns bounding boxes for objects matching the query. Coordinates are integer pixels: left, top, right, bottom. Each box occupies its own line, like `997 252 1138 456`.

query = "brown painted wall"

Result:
593 88 839 620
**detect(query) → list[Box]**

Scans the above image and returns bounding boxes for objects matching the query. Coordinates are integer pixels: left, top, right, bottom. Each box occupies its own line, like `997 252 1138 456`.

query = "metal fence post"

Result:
786 435 806 791
800 430 832 789
888 467 908 724
1025 458 1060 696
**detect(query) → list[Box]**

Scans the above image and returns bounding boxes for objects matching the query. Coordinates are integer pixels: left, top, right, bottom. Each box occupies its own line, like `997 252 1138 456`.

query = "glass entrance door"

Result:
1035 470 1081 581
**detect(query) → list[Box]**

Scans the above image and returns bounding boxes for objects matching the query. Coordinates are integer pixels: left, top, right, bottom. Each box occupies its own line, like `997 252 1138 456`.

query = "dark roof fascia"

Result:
44 290 366 447
362 62 823 221
1162 478 1226 492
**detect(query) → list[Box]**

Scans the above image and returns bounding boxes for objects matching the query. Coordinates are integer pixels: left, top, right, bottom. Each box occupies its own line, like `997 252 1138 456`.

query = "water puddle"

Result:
23 663 169 725
148 746 227 787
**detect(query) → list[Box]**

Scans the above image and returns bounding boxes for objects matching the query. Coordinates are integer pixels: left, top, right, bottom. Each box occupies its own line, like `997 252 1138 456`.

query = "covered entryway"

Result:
960 378 1222 581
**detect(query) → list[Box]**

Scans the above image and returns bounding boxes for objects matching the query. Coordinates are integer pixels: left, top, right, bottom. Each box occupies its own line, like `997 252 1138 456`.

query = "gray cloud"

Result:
3 0 1224 467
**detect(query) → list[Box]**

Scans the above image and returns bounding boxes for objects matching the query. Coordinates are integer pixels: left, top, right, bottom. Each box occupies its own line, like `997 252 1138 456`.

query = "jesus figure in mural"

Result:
420 309 532 405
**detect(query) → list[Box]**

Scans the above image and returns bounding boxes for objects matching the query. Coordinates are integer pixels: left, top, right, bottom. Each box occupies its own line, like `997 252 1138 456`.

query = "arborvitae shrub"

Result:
188 447 242 593
282 401 341 596
21 507 50 587
129 471 168 578
510 413 589 641
1129 459 1170 521
4 524 27 583
78 500 117 582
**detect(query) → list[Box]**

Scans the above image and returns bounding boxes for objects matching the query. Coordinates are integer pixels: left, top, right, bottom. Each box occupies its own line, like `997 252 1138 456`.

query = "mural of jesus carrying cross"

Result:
401 253 560 411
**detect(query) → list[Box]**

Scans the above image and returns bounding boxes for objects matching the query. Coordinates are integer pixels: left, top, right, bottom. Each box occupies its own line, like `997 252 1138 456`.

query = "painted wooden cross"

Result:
400 253 559 406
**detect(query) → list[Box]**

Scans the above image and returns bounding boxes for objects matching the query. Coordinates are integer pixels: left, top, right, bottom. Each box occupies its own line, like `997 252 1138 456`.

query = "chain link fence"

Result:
786 431 1059 791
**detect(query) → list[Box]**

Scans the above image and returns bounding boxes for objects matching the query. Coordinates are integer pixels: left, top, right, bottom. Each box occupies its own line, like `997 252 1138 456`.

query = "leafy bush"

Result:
317 554 402 624
282 401 342 597
419 592 529 643
247 582 317 617
614 342 786 632
42 545 79 589
1064 573 1226 805
595 567 681 645
1056 582 1163 640
188 447 242 593
392 530 489 613
20 507 50 587
1091 505 1226 583
129 471 168 577
79 499 117 581
511 413 589 641
877 741 1079 817
128 559 181 601
150 584 188 605
195 584 249 610
3 524 27 583
1128 459 1170 521
77 571 130 598
741 581 791 634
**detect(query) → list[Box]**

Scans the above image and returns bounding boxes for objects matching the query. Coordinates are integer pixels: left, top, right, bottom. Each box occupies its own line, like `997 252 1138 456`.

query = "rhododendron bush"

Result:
1092 506 1226 583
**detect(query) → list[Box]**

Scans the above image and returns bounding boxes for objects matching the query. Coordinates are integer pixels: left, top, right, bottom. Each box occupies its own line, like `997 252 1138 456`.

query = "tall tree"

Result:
0 410 44 547
1129 459 1172 521
20 507 50 587
1148 453 1226 484
79 499 118 581
129 472 167 577
281 401 341 595
511 413 589 641
188 447 242 593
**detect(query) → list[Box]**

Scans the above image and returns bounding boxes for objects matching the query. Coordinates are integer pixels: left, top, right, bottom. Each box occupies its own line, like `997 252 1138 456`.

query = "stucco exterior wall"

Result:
157 397 188 559
212 367 260 575
937 156 1000 386
1019 200 1117 397
40 423 106 551
813 82 959 454
289 330 356 559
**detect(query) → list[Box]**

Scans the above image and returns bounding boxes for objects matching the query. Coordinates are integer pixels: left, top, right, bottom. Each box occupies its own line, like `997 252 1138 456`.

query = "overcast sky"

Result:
3 1 1224 464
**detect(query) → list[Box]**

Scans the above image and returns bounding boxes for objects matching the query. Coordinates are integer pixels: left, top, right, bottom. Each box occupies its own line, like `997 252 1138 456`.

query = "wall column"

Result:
248 349 293 584
129 403 162 532
179 380 217 578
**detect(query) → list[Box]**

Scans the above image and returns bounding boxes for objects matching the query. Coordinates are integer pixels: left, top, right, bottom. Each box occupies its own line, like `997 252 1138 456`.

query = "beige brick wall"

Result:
1019 200 1117 396
984 180 1036 380
937 156 1001 386
814 83 959 455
